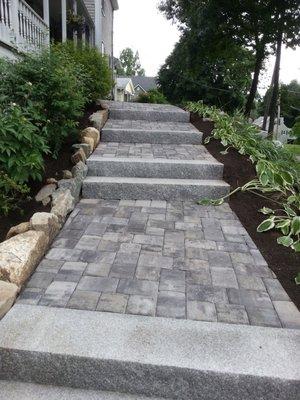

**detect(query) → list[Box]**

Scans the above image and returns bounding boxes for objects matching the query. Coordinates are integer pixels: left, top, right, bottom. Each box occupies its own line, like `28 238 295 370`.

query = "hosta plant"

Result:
186 101 300 253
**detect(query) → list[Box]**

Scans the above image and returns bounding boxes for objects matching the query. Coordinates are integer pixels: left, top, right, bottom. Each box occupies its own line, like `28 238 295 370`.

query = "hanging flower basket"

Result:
67 10 85 33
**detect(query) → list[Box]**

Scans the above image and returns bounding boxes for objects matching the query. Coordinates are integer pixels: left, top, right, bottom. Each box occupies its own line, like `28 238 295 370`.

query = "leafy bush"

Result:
53 42 113 103
187 102 300 253
137 89 168 104
0 48 87 155
0 103 49 182
0 44 113 216
0 171 30 216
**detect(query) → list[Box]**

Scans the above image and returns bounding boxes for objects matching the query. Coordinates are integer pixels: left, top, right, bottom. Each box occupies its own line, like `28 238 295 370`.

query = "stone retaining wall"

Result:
0 109 108 319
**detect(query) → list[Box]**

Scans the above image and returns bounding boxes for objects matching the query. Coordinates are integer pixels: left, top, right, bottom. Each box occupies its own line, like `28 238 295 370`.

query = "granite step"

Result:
0 305 299 400
86 157 224 180
101 101 190 123
101 126 202 144
82 176 230 201
0 381 166 400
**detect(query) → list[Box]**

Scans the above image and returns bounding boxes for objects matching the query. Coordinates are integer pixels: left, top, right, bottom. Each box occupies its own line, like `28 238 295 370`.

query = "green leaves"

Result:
187 102 300 254
277 236 293 247
257 218 275 232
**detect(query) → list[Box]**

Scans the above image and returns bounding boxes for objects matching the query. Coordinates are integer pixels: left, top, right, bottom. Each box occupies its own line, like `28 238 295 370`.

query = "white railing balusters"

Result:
0 0 49 53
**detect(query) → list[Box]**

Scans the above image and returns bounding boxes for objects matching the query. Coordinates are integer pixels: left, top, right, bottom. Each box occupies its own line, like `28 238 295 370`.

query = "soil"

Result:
0 103 100 243
191 114 300 309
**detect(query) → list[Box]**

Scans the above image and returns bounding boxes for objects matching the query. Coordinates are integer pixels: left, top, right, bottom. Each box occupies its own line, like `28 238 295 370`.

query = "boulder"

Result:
51 189 75 223
62 170 73 179
30 212 61 242
42 196 51 206
6 222 30 240
72 161 88 181
0 281 19 319
72 143 91 158
79 127 100 149
89 109 109 131
35 184 57 202
81 136 94 154
71 148 86 165
0 230 48 286
58 178 82 203
46 178 58 185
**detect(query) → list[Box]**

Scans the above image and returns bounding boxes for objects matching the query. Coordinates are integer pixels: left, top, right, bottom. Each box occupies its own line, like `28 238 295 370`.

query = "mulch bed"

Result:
191 114 300 309
0 103 100 243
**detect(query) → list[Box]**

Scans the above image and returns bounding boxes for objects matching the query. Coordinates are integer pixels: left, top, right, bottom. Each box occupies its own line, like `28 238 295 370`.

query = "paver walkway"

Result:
18 102 300 329
2 101 300 399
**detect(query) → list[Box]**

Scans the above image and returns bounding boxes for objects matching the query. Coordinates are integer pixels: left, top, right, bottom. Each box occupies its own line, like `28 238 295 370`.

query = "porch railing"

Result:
0 0 49 53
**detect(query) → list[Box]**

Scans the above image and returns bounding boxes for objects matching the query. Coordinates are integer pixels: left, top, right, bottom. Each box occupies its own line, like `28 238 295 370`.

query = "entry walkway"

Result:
0 101 299 399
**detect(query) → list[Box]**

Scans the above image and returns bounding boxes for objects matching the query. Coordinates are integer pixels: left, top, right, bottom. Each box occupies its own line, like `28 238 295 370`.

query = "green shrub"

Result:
0 171 30 216
53 42 113 102
137 89 168 104
0 49 87 155
0 103 49 183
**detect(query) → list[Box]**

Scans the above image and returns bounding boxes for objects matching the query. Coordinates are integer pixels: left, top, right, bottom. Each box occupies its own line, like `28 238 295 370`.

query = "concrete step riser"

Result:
109 109 190 123
0 349 295 400
87 159 223 180
82 179 229 201
101 129 203 144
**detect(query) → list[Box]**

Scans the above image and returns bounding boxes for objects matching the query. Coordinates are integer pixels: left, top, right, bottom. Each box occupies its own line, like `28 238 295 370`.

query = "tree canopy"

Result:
158 0 300 116
117 48 145 77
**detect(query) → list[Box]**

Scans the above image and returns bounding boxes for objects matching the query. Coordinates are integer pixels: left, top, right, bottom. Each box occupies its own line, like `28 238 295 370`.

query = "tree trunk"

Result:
262 70 275 131
244 44 265 117
268 31 283 135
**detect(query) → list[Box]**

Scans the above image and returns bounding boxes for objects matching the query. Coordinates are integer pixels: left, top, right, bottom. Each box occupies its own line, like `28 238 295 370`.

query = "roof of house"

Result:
131 76 157 92
116 77 132 89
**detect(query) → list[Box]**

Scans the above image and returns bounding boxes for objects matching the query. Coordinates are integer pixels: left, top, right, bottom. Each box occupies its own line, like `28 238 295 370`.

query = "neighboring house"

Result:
115 77 135 102
253 116 295 144
131 76 157 99
0 0 118 63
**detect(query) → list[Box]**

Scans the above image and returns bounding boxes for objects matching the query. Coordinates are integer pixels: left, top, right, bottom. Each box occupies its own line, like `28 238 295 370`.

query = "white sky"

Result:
114 0 300 92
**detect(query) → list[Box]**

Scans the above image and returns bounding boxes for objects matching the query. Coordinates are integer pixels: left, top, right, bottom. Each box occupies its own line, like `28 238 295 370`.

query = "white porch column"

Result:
10 0 19 42
94 0 102 51
43 0 49 26
72 0 77 44
61 0 67 42
43 0 50 44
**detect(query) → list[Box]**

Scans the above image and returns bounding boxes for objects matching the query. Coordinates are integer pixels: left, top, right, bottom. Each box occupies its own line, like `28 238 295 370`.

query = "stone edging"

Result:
0 109 108 319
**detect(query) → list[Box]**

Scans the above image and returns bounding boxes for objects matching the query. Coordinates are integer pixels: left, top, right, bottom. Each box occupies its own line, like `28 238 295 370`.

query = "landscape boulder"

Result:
72 161 88 181
35 184 57 202
6 222 30 240
79 127 100 149
62 170 73 179
81 136 94 153
89 109 109 131
0 281 19 319
71 148 86 165
30 212 61 242
0 230 48 286
51 189 75 223
72 143 91 158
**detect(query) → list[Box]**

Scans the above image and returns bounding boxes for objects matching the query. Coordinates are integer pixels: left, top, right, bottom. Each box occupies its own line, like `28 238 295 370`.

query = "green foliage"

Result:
0 43 113 215
137 89 168 104
53 42 112 102
292 117 300 144
117 48 145 76
187 101 300 253
0 103 49 183
158 32 254 111
0 171 30 216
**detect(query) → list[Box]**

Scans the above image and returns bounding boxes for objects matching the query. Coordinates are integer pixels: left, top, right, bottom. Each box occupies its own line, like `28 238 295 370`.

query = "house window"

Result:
101 0 105 16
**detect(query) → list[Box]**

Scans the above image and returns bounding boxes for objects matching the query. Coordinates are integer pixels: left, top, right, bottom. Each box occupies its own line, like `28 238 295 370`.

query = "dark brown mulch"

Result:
191 114 300 309
0 104 99 243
